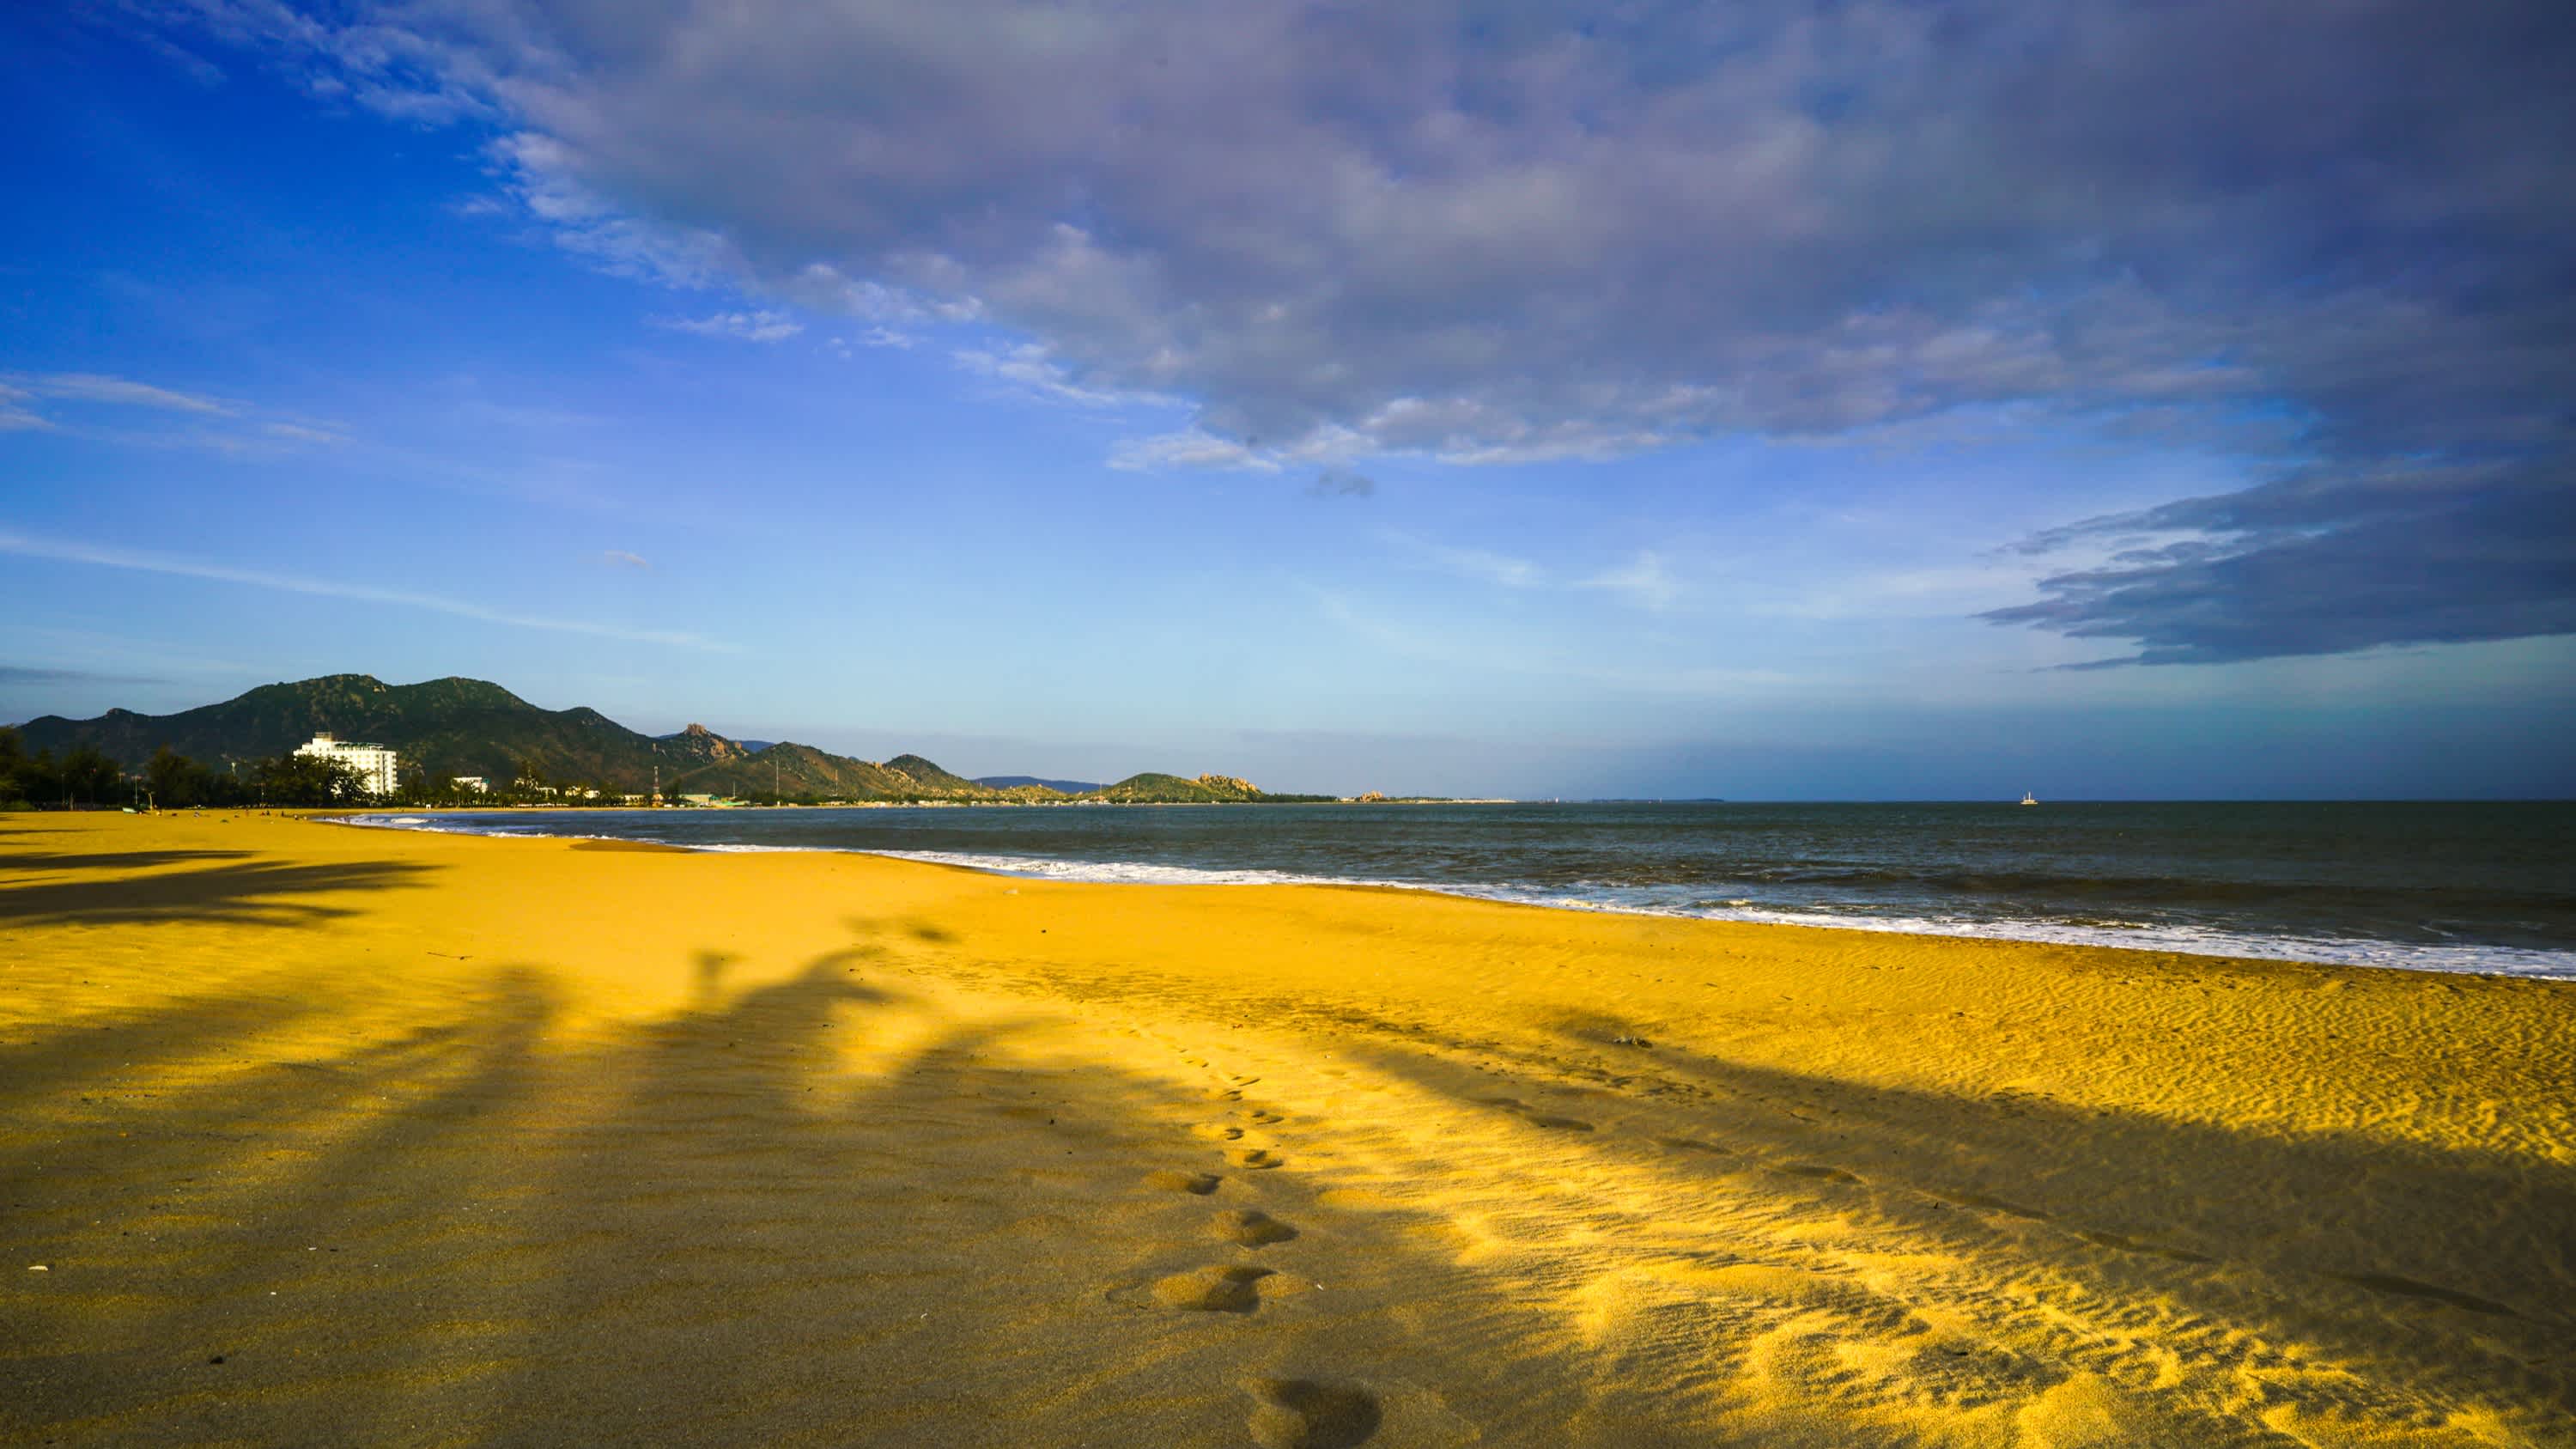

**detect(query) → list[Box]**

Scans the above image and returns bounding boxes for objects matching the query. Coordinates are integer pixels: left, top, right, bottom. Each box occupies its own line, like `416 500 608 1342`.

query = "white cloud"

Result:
1109 430 1280 472
0 529 730 651
952 342 1160 409
0 374 358 452
602 549 650 569
1400 539 1546 591
780 262 939 323
1388 533 1690 610
12 372 231 415
1581 551 1683 612
825 326 920 359
262 421 348 445
656 309 804 343
0 384 51 432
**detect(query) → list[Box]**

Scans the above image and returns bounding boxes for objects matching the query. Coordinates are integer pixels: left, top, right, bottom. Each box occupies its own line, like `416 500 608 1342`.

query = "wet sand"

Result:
3 810 2571 1446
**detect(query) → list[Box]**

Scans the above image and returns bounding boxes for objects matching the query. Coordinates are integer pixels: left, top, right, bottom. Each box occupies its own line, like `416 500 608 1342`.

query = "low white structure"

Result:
450 776 489 794
296 733 399 797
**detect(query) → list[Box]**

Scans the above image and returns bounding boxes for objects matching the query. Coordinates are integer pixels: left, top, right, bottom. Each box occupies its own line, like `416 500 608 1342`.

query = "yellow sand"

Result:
3 811 2571 1447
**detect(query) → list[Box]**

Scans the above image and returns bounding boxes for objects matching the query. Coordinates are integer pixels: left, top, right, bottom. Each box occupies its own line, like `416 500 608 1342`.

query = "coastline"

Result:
6 810 2572 1445
327 807 2576 981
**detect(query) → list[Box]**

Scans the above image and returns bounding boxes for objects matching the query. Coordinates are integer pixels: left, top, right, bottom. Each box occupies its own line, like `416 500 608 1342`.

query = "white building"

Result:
296 733 400 797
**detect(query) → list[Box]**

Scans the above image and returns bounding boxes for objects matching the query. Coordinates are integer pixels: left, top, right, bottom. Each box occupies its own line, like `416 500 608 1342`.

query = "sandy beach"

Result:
3 810 2570 1447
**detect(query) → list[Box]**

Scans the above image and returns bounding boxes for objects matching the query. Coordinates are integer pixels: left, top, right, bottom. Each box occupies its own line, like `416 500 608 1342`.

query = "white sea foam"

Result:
866 849 1352 887
325 816 2576 982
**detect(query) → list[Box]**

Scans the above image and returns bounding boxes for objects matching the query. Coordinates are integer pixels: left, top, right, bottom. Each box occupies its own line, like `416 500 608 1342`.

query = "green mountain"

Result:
7 674 984 799
9 674 1326 803
14 674 677 788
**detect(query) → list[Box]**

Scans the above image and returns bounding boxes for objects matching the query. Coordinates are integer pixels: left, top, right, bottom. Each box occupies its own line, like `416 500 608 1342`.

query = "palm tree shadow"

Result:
1 967 562 1443
0 849 257 874
0 857 437 927
1315 1009 2576 1421
467 933 1413 1445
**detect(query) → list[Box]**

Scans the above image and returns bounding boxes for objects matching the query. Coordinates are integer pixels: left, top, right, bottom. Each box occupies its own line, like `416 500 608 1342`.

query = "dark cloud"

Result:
1308 466 1376 500
161 0 2576 661
1984 466 2576 665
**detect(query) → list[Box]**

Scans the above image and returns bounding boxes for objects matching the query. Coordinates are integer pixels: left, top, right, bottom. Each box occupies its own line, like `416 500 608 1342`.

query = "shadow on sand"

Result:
0 856 436 928
6 913 2572 1446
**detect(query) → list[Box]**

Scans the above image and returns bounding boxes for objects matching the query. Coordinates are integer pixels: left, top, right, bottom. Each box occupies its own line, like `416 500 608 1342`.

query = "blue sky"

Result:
3 2 2571 799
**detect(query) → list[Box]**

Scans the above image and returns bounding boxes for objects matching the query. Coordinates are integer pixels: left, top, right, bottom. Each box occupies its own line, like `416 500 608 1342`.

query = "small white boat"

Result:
2020 791 2038 806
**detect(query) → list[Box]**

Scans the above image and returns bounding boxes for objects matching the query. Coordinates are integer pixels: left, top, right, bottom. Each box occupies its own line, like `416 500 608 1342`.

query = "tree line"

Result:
0 728 666 810
0 728 1339 810
0 729 369 808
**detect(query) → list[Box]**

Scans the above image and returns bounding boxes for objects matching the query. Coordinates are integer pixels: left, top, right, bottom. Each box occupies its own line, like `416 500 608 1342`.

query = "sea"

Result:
337 801 2576 981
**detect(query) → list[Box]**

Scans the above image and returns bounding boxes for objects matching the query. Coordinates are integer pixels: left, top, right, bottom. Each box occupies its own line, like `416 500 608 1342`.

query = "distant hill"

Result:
12 674 710 790
975 775 1106 795
1091 772 1335 804
665 742 1051 801
8 675 1013 800
9 674 1329 803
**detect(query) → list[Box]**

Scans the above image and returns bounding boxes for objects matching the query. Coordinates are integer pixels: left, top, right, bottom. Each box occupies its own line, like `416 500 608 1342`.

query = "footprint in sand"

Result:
1210 1089 1245 1102
1656 1135 1733 1156
1152 1264 1273 1312
1192 1123 1248 1142
1229 1148 1286 1170
1145 1170 1223 1196
1245 1378 1381 1449
1214 1209 1298 1245
2077 1230 2213 1263
1246 1110 1285 1125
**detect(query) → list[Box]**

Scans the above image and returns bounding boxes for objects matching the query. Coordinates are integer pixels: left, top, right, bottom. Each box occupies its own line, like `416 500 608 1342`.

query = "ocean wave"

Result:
866 849 1355 887
1551 861 2576 913
325 815 2576 982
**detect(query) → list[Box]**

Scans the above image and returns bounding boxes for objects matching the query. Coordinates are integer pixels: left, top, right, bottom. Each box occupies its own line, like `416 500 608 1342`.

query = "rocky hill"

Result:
9 674 1328 803
1090 772 1335 804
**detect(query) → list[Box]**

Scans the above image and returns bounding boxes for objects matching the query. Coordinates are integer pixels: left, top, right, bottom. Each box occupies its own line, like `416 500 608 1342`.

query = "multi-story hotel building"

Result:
295 733 400 797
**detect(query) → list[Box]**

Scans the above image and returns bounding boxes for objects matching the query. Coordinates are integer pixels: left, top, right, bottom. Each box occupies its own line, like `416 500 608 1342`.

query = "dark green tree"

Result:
146 746 207 807
60 746 123 807
251 751 365 806
0 727 27 805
